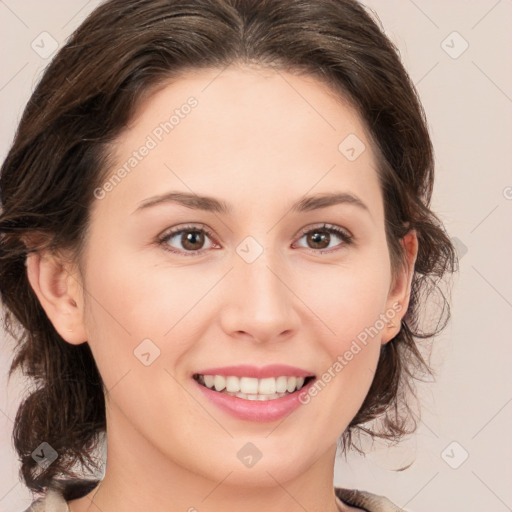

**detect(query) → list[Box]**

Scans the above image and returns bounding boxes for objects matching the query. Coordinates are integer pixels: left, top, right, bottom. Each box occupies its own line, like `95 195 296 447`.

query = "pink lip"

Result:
194 364 314 379
193 376 315 423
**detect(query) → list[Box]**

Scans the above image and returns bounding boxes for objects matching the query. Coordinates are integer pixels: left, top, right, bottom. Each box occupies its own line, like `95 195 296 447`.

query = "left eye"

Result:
294 224 353 253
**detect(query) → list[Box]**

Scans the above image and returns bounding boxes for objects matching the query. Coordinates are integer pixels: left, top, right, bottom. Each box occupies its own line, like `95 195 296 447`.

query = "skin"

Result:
26 65 417 512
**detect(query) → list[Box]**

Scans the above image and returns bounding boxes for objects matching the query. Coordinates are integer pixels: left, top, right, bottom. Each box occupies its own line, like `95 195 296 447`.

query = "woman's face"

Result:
69 65 414 486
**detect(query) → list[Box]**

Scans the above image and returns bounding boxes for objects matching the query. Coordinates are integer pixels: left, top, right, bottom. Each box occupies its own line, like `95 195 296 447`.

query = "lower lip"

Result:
194 378 315 423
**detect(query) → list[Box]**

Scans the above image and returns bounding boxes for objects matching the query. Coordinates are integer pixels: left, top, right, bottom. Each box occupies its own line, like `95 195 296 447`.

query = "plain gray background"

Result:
1 1 511 511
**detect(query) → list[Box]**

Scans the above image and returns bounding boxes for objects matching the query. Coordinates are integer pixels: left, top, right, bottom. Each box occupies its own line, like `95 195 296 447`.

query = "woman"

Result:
0 0 457 511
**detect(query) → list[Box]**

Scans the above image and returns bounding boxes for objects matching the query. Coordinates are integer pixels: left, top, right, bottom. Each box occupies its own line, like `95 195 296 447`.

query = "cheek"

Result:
300 252 390 412
80 241 216 391
83 243 192 337
306 253 392 347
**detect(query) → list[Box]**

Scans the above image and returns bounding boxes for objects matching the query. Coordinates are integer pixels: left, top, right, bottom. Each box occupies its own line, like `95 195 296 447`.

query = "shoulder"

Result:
25 482 402 512
23 488 69 512
22 479 100 512
335 487 406 512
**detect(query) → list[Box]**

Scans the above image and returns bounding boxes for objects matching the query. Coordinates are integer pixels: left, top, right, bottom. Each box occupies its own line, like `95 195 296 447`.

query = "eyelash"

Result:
157 223 354 257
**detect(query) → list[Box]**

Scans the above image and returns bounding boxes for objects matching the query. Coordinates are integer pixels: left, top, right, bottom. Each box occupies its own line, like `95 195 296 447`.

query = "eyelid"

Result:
158 222 215 240
295 222 353 241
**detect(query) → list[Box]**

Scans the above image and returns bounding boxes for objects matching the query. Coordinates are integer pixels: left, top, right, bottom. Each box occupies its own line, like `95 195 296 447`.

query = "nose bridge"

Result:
239 239 288 313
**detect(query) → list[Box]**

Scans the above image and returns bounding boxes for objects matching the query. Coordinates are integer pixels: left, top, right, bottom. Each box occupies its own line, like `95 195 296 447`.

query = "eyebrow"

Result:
133 191 370 215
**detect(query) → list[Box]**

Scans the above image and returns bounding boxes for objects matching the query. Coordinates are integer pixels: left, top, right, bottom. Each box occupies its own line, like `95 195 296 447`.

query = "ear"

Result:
25 249 87 345
381 229 418 344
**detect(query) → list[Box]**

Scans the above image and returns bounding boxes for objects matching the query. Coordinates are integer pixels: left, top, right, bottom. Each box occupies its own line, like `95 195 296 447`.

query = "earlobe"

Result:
382 229 419 345
25 250 87 345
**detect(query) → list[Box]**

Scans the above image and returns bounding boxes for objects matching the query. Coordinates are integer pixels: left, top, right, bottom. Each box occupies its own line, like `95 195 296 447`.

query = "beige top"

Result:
24 485 406 512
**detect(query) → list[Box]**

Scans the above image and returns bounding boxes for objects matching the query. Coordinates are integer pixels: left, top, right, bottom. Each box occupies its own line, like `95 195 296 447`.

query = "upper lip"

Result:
194 364 315 379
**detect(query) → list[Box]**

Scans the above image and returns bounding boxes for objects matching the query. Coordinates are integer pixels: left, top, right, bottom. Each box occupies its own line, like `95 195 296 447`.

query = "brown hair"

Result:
0 0 457 498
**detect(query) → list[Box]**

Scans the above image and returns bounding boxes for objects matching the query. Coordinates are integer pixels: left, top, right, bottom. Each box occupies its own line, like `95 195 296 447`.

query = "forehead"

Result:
96 65 383 222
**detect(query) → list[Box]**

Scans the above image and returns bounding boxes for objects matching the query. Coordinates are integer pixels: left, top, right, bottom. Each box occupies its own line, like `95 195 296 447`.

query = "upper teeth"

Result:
199 375 306 394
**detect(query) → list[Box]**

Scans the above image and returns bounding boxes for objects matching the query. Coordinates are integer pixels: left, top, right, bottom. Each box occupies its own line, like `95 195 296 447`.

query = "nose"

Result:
218 245 300 344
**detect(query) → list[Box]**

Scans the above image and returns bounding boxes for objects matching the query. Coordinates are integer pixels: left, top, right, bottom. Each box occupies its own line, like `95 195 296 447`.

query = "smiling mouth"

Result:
193 373 316 401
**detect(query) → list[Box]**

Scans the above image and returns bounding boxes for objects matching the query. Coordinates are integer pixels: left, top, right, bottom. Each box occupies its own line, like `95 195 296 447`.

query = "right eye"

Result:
158 224 219 256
